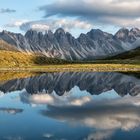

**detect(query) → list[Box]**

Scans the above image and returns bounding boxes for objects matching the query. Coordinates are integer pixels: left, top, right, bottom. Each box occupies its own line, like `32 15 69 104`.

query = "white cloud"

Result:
84 130 114 140
0 27 3 32
30 23 50 31
39 0 140 28
43 133 54 138
40 0 140 17
2 0 140 34
40 95 140 132
21 91 140 133
20 91 92 107
5 20 29 28
100 17 140 28
20 19 92 32
0 108 23 115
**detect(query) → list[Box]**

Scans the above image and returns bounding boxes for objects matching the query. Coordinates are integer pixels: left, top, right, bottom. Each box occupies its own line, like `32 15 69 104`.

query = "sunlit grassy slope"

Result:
0 50 139 72
0 50 68 67
0 51 34 67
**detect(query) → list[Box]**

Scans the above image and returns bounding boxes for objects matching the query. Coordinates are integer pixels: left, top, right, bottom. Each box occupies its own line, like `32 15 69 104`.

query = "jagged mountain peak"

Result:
78 33 88 40
1 30 10 34
117 27 129 32
25 29 38 37
114 27 140 44
130 28 140 33
0 27 140 60
47 30 53 35
87 28 112 40
115 27 140 36
90 29 103 33
1 30 22 37
130 28 140 38
115 28 129 36
87 29 104 36
54 28 65 35
114 28 131 43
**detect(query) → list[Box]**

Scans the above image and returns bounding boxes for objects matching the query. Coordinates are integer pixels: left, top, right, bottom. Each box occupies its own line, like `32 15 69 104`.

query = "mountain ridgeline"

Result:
0 28 140 60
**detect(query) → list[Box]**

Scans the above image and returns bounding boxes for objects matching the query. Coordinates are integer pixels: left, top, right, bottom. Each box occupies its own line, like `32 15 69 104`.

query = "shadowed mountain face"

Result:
0 72 140 96
0 28 140 60
108 46 140 60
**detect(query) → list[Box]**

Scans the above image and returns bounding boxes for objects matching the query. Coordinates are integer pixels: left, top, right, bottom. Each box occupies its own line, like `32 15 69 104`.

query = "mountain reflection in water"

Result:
0 72 140 140
0 72 140 96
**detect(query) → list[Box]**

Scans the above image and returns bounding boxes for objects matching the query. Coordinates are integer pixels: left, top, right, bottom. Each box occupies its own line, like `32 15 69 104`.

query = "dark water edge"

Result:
0 71 140 140
121 72 140 79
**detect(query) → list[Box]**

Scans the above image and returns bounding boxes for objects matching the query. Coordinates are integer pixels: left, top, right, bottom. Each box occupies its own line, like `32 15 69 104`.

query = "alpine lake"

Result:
0 71 140 140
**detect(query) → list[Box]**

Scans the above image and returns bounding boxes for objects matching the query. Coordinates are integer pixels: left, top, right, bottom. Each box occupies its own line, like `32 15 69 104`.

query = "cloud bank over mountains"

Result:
1 0 140 35
20 19 92 32
39 0 140 27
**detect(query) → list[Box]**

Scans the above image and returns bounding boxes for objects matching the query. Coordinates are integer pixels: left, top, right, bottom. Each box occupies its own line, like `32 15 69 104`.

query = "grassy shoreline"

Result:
0 64 139 82
0 64 140 72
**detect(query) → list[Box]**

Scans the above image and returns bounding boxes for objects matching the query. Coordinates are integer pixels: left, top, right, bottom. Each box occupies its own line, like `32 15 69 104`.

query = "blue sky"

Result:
0 0 140 37
0 0 50 32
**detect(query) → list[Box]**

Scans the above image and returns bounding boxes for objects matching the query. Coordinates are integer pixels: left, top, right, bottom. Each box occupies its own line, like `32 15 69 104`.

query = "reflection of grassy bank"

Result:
0 72 37 82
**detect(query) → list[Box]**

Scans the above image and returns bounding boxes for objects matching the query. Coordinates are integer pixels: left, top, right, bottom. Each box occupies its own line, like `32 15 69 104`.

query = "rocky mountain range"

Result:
0 72 140 97
0 28 140 60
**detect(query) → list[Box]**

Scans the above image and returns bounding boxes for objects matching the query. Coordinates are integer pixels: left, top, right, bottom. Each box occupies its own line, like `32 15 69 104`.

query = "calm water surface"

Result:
0 72 140 140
